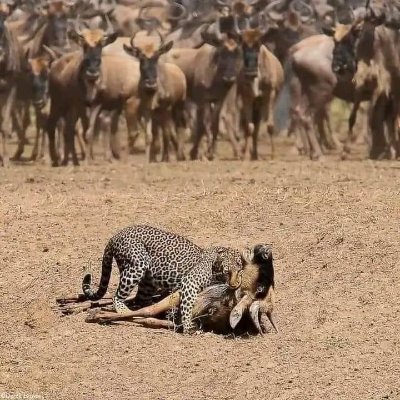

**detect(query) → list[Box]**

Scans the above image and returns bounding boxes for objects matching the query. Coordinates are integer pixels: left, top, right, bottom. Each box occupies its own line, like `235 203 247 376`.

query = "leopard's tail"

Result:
82 241 113 300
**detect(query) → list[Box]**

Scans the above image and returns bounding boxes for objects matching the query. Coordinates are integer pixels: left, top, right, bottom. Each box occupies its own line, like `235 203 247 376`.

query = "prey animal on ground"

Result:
86 243 277 336
82 225 244 333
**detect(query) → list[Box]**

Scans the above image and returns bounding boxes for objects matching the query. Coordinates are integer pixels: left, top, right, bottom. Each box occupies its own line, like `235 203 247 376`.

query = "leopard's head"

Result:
214 247 245 289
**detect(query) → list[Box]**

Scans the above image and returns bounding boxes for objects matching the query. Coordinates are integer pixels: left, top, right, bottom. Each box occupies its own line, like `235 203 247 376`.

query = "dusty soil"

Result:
1 137 399 400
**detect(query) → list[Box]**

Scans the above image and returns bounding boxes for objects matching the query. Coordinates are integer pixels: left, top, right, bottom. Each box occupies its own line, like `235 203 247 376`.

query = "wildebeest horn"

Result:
73 16 84 37
264 0 285 22
155 29 165 48
290 0 314 23
229 294 253 329
233 15 242 34
266 311 278 333
168 1 188 21
233 15 250 34
129 30 139 50
215 16 223 41
42 44 58 61
103 13 114 36
216 0 231 8
249 301 264 336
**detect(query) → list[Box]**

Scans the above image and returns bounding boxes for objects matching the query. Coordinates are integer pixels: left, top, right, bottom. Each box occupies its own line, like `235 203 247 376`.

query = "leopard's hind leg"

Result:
113 248 151 313
134 271 157 307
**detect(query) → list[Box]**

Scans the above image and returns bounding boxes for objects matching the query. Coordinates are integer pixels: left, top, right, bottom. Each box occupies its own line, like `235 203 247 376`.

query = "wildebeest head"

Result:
233 16 265 79
261 0 315 62
123 31 174 92
326 22 362 76
324 3 386 77
202 20 242 84
26 46 61 109
0 1 15 18
69 17 118 83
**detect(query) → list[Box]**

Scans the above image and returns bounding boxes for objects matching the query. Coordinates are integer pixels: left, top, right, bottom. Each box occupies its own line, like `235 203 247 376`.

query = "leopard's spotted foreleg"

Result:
180 255 215 333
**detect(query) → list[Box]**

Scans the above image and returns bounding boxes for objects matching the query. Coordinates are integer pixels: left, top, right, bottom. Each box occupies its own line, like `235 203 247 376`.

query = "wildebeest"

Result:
327 3 400 159
232 26 284 160
46 19 118 166
165 19 244 160
0 2 23 166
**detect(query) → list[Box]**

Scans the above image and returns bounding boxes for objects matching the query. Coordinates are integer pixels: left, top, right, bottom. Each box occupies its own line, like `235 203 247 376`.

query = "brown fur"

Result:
242 29 263 48
333 24 353 42
80 29 107 47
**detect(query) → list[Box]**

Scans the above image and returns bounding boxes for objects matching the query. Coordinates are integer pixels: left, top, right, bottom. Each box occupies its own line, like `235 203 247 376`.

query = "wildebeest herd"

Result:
0 0 399 167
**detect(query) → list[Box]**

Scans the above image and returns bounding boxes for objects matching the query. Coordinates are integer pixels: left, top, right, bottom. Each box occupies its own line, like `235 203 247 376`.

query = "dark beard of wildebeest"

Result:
331 31 358 76
43 13 69 49
30 60 50 110
80 45 102 98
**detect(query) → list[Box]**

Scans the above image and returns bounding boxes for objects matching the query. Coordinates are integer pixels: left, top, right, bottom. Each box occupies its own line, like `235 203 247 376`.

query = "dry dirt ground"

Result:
1 137 400 400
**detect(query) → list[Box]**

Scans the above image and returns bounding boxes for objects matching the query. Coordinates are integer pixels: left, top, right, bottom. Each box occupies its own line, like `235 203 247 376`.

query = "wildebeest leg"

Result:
208 101 223 161
141 110 154 163
263 88 278 160
241 102 253 161
315 107 337 152
124 98 140 157
151 113 161 162
31 107 42 161
252 98 263 161
10 108 25 160
62 110 79 166
161 112 173 163
219 85 241 159
302 107 323 160
109 110 121 160
47 103 63 167
2 86 16 156
369 94 389 160
349 100 360 143
98 112 112 162
385 98 397 160
190 106 205 160
324 107 342 150
290 105 308 155
203 104 214 160
342 100 361 158
86 104 102 162
0 129 6 167
171 103 186 161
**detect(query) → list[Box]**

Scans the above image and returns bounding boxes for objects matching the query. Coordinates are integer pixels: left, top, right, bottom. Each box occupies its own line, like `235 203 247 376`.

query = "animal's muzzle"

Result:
244 69 258 79
144 80 157 90
332 62 356 76
222 76 236 84
85 71 100 82
33 99 46 109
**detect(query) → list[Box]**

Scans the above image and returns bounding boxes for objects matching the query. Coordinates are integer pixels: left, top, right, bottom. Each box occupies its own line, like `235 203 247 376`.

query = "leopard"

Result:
82 225 244 333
